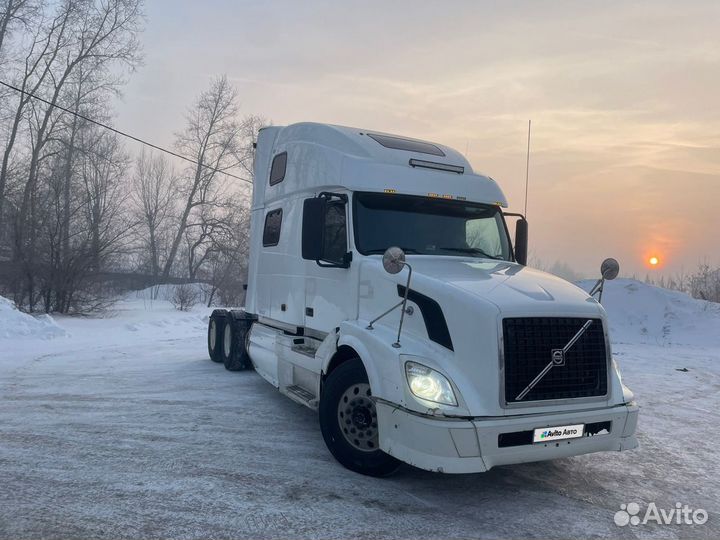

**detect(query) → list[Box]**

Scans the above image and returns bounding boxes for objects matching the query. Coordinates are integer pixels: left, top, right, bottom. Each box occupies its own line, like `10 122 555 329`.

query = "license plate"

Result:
533 423 584 443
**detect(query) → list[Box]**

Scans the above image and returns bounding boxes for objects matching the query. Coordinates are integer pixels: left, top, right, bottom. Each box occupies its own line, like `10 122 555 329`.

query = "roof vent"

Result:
367 133 445 156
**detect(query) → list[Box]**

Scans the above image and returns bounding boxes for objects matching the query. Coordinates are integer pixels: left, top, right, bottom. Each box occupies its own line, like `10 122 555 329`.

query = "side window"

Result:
466 216 503 258
263 208 283 247
322 201 347 263
269 152 287 186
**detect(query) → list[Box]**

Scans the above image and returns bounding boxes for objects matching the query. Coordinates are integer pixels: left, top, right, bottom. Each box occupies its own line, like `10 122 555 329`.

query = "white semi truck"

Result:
207 122 638 476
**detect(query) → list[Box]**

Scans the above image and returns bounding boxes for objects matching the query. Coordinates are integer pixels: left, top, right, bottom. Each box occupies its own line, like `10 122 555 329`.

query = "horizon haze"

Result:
115 0 719 277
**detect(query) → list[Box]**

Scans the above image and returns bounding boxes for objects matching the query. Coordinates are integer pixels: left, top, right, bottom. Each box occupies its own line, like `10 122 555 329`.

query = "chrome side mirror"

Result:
368 247 413 348
382 246 406 274
601 257 619 280
590 257 620 303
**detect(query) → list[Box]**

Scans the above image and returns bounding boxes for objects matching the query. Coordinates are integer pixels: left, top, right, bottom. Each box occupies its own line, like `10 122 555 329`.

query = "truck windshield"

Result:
353 192 511 261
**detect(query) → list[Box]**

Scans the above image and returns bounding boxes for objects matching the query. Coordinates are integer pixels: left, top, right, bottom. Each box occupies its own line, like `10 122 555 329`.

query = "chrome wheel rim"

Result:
209 320 217 350
223 322 232 357
337 383 378 452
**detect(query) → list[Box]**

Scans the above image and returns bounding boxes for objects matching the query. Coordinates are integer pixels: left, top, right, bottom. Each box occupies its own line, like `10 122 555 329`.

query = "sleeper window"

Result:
269 152 287 186
263 208 283 247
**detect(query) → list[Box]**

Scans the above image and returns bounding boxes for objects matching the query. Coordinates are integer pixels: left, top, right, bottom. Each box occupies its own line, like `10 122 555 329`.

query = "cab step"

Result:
285 384 318 407
290 343 317 358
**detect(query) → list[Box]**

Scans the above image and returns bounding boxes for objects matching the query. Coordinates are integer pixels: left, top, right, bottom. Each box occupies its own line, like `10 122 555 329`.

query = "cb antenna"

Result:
524 119 531 217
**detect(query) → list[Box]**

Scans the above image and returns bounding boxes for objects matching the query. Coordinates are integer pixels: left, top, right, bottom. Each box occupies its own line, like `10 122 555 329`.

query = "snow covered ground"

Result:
0 280 718 539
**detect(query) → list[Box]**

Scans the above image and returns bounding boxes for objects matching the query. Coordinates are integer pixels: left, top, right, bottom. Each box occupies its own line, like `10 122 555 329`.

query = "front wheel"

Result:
319 358 400 477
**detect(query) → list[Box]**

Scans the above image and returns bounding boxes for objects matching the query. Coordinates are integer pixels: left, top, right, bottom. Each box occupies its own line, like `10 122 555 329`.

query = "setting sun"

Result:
649 256 660 266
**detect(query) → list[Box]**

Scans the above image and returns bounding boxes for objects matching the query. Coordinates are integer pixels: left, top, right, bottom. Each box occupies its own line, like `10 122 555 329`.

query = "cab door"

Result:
302 193 358 333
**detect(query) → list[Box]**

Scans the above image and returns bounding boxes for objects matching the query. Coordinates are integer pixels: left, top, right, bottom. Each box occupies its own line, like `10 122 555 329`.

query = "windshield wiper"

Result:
438 247 502 260
365 247 421 254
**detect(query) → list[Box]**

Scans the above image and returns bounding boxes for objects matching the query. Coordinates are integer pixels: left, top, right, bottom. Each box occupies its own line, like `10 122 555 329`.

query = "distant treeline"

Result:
638 263 720 304
533 253 720 304
0 0 262 313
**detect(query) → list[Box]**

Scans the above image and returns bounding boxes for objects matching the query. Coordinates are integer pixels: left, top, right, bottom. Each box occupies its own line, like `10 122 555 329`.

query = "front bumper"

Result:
377 401 639 474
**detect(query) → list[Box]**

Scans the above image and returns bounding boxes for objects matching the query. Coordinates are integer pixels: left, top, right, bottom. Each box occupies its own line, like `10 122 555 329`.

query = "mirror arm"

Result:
589 277 606 303
366 300 404 330
393 264 413 348
366 262 414 349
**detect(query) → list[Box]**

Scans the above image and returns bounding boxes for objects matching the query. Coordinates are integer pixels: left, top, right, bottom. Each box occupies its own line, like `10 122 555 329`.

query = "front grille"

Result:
503 317 607 404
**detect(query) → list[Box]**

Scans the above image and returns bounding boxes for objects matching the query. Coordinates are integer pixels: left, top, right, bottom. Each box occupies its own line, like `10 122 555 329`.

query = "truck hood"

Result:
358 256 611 417
405 257 602 317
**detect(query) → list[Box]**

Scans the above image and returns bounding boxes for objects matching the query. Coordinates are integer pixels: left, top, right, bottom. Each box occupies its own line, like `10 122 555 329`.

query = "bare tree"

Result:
237 114 266 177
690 263 720 303
0 1 280 314
183 200 237 281
79 128 131 273
17 0 142 240
171 282 198 311
131 150 176 279
204 203 250 307
27 121 131 314
0 3 74 231
162 75 248 279
6 0 143 310
0 0 36 58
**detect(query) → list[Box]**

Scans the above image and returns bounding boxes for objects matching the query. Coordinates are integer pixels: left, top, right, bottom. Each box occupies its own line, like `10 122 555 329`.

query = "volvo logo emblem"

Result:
551 348 565 366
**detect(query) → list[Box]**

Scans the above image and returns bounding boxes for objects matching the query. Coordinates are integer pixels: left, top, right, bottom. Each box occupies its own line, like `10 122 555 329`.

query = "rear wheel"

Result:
207 316 224 363
319 358 400 477
221 312 254 371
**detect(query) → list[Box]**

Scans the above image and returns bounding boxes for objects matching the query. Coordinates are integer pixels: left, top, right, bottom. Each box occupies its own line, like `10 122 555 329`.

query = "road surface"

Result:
0 302 717 539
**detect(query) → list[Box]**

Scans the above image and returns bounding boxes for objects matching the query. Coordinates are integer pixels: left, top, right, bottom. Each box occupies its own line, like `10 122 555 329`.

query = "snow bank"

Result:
124 283 209 304
0 296 68 340
3 279 717 349
577 278 720 347
95 284 212 339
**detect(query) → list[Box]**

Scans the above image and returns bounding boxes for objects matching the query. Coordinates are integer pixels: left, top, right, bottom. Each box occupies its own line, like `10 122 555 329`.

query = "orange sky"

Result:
116 0 720 277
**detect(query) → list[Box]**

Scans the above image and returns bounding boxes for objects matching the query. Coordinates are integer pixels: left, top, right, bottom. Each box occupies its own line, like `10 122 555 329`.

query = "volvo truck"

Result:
207 122 639 476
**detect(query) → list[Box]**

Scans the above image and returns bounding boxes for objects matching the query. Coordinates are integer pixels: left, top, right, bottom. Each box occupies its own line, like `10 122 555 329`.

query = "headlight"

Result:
405 362 458 406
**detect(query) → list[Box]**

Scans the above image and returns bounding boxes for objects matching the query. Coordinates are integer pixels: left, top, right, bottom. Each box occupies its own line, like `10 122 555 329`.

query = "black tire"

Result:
221 311 254 371
319 358 400 477
207 313 225 363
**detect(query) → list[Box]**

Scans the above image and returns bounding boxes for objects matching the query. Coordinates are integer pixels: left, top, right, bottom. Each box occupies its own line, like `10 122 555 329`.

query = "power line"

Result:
0 79 253 185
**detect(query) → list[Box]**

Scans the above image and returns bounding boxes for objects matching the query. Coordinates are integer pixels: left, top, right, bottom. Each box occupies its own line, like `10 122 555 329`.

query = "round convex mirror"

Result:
601 257 620 280
382 247 406 275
